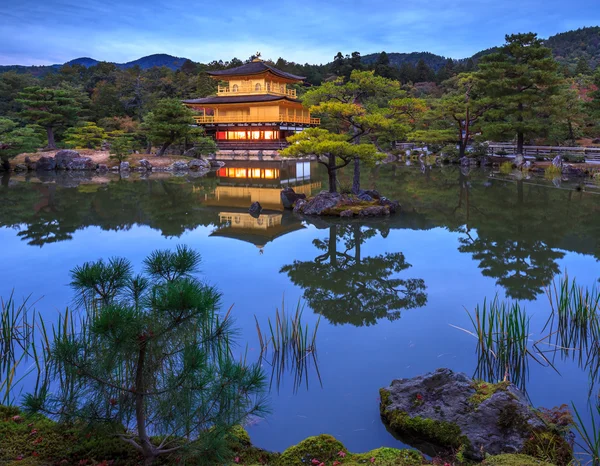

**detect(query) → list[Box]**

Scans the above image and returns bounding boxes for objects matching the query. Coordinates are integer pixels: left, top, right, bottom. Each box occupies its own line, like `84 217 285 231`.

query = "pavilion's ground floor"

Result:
200 123 309 150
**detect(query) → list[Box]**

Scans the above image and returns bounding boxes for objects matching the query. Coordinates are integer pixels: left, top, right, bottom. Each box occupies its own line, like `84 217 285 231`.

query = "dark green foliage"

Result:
0 119 44 167
30 247 267 465
142 98 196 156
16 86 85 149
476 33 563 153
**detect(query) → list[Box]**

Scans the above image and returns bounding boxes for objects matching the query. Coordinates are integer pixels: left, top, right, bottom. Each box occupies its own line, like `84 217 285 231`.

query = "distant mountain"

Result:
0 53 191 75
362 51 449 71
362 27 600 71
1 26 599 76
544 26 600 69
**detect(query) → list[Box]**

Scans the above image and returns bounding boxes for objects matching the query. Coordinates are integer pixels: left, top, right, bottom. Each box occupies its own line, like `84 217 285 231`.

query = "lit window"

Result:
255 83 262 91
252 169 261 177
264 169 275 179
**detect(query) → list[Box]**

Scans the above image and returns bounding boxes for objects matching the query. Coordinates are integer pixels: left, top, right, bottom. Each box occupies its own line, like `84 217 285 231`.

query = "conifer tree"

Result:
142 99 196 156
27 246 267 466
476 33 563 153
17 86 83 149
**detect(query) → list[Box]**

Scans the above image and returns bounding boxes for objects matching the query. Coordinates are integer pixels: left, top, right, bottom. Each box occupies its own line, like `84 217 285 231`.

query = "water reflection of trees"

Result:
358 166 598 300
280 221 427 326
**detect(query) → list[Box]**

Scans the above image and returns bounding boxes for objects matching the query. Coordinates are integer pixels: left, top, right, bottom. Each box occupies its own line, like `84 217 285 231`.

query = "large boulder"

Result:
379 197 400 214
67 157 95 170
249 202 262 218
293 198 307 214
55 150 80 169
120 161 130 172
280 187 307 210
380 368 568 461
301 192 342 216
35 156 56 171
138 159 153 171
170 161 189 171
188 158 210 171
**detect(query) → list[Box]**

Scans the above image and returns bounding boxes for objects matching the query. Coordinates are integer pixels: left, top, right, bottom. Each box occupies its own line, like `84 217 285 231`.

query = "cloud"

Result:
0 0 598 65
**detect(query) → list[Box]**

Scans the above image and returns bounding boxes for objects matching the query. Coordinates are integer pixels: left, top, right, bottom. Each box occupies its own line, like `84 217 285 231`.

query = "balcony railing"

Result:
217 85 297 98
194 114 320 125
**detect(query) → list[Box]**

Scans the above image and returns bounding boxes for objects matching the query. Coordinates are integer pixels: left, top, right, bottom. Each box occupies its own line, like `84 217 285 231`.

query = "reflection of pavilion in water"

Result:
196 161 321 248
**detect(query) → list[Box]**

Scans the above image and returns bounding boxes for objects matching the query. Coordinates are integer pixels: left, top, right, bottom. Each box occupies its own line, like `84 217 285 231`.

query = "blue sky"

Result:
1 0 599 66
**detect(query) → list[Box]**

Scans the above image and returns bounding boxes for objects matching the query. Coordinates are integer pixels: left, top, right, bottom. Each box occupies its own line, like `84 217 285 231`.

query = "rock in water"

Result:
302 192 341 215
138 159 153 171
67 157 95 170
380 368 566 461
120 161 130 171
55 150 80 169
170 161 189 171
188 159 210 171
358 206 390 217
293 199 307 214
249 202 262 218
280 188 307 210
379 197 400 214
35 156 56 171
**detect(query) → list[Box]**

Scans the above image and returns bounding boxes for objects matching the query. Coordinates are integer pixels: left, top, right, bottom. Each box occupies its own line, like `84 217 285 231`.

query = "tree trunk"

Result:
516 103 524 154
45 126 56 150
516 132 524 155
135 340 156 465
352 157 361 194
327 154 337 193
156 141 171 157
567 120 575 144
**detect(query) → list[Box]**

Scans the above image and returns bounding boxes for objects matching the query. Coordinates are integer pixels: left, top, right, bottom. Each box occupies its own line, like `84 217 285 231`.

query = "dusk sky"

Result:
1 0 599 66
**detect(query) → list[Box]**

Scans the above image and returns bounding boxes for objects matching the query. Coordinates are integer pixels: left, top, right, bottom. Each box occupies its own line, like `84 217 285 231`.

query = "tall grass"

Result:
544 275 600 392
452 295 554 390
0 292 51 406
572 402 600 466
255 299 321 393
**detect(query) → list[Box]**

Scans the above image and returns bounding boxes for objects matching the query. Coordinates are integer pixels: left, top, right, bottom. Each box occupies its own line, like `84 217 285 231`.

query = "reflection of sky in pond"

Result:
0 163 599 456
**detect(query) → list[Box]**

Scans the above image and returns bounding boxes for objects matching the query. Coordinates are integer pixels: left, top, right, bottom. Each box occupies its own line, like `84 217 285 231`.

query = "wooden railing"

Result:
193 114 320 125
217 85 297 98
488 144 600 161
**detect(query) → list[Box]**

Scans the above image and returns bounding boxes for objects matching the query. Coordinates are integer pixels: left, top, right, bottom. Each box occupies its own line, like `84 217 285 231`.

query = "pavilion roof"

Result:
207 61 305 81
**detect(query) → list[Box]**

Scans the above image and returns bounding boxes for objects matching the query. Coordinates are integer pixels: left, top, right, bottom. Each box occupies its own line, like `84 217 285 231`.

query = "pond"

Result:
0 161 599 457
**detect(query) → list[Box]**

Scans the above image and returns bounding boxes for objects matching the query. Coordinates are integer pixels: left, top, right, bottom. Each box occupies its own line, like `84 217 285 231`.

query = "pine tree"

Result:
27 246 267 466
17 86 83 149
476 33 563 153
64 122 108 149
0 118 44 169
574 57 592 76
142 99 196 156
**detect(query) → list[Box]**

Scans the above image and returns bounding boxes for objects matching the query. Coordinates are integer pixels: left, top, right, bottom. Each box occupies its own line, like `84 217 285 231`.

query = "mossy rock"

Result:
483 453 555 465
350 447 424 465
469 380 511 407
380 388 469 450
278 434 347 466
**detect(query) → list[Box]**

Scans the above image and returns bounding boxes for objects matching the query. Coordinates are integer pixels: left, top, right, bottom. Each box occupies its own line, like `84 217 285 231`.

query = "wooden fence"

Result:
488 144 600 161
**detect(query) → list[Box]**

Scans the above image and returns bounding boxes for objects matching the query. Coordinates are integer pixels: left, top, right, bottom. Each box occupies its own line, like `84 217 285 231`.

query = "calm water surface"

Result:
1 162 599 455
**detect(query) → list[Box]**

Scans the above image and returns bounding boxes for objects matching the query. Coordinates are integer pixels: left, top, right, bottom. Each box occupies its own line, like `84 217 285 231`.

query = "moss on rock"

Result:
469 380 510 407
278 434 347 466
379 388 470 451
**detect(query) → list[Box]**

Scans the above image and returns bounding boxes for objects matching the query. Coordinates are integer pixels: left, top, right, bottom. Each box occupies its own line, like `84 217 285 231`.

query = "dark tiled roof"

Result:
207 61 305 81
182 95 297 105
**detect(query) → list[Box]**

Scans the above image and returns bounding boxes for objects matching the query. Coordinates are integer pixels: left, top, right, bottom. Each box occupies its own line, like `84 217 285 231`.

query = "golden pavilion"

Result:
182 55 320 150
